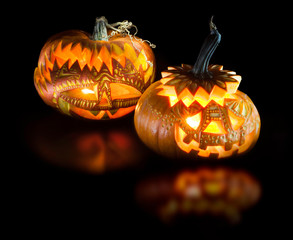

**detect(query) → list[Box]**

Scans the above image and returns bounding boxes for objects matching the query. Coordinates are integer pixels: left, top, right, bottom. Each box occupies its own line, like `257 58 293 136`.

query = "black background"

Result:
8 2 290 238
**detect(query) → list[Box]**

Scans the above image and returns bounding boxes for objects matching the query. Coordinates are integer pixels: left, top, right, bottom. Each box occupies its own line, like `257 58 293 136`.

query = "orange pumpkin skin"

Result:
134 20 260 159
34 19 155 120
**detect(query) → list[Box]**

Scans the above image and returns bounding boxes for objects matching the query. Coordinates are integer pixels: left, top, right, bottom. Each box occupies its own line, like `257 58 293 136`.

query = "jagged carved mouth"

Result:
58 82 142 110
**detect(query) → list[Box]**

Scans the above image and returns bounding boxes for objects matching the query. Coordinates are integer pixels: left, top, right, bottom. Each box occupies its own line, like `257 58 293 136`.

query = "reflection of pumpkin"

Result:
25 113 145 173
34 17 155 120
136 168 261 223
135 18 260 159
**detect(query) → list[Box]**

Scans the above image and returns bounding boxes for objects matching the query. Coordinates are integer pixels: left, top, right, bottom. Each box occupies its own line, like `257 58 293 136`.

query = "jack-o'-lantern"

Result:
34 16 155 120
134 18 260 159
135 168 261 224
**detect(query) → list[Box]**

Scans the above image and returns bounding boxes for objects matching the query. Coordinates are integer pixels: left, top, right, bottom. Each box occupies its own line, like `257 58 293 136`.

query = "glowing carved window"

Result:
186 112 202 130
228 109 245 130
157 85 236 108
203 121 227 134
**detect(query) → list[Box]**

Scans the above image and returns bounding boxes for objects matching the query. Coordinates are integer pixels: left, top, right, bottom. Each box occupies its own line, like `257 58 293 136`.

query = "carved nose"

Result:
94 82 112 107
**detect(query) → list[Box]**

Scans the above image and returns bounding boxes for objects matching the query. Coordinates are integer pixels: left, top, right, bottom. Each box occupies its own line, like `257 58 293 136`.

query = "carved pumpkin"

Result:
34 17 155 120
136 168 261 223
134 18 260 159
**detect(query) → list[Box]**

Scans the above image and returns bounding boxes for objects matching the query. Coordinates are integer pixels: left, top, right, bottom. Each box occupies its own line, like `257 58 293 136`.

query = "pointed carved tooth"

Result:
71 80 75 86
74 99 77 105
58 85 63 90
89 110 100 116
161 71 173 78
67 80 72 87
58 98 71 116
82 79 86 85
56 86 60 91
76 80 81 85
86 102 89 108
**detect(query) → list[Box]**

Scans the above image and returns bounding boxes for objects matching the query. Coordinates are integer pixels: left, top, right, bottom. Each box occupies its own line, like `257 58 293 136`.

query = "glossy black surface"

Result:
11 4 288 238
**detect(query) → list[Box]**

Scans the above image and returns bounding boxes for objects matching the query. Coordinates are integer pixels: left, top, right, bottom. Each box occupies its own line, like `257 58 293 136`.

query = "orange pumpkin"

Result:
134 18 260 159
34 17 155 120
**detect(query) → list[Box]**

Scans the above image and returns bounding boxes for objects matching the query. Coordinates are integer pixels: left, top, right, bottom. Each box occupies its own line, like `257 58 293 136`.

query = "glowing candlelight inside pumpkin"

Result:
186 113 201 130
81 89 95 94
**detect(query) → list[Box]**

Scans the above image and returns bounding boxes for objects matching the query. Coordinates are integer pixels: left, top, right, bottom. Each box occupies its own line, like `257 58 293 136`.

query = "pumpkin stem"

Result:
92 16 109 41
191 16 221 79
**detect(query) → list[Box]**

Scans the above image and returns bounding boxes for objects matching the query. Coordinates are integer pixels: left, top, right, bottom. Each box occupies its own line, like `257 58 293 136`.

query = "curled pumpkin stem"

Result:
191 16 221 79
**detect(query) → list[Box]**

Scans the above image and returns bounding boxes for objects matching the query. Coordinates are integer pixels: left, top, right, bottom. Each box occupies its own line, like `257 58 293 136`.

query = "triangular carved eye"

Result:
186 112 202 130
228 109 245 130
